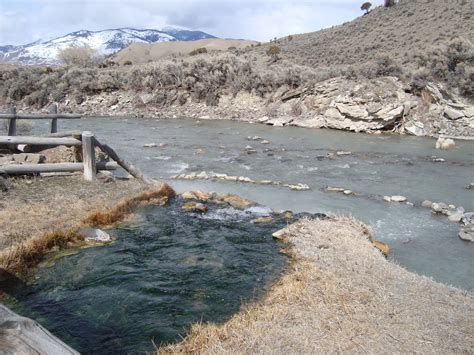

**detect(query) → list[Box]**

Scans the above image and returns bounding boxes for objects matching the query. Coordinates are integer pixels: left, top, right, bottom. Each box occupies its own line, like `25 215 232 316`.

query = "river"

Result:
39 117 474 291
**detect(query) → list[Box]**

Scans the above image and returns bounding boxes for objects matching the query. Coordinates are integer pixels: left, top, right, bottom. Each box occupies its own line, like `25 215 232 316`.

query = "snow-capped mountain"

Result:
0 27 216 65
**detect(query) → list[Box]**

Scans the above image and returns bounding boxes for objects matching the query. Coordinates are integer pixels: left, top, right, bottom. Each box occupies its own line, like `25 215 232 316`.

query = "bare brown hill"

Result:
111 39 258 64
253 0 473 71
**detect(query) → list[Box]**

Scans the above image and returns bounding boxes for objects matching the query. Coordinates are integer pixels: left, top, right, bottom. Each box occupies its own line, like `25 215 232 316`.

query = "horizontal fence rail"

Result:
0 162 117 175
0 130 151 183
0 114 82 120
1 105 81 135
0 136 82 146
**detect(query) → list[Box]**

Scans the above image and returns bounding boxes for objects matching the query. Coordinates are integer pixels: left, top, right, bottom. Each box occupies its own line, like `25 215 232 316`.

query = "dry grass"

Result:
0 176 175 274
84 183 175 226
159 216 474 353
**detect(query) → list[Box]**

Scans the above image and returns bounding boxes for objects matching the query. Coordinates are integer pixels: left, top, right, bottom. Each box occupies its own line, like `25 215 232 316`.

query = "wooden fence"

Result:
0 106 150 183
0 104 81 135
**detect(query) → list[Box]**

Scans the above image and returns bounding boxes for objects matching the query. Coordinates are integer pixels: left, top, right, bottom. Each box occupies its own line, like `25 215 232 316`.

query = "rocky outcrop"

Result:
7 76 473 138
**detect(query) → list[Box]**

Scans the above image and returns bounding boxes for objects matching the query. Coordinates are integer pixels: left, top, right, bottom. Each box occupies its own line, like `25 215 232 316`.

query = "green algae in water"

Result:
8 200 319 353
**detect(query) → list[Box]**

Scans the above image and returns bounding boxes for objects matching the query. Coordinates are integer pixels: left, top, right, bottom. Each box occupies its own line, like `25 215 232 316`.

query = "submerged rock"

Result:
252 216 273 224
325 186 345 193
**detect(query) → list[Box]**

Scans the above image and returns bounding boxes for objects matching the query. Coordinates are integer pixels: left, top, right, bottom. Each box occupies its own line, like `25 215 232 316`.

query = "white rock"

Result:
79 228 112 243
391 196 407 203
421 200 433 208
458 227 474 242
196 171 209 179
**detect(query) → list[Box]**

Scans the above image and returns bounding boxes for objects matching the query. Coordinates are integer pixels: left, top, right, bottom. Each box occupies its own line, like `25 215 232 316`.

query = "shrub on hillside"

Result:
361 2 372 14
384 0 397 7
189 48 208 56
57 44 101 68
266 46 281 57
416 38 474 97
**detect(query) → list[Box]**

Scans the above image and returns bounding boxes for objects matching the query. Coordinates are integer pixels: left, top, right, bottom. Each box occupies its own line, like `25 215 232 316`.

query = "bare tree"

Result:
361 2 372 14
57 44 101 67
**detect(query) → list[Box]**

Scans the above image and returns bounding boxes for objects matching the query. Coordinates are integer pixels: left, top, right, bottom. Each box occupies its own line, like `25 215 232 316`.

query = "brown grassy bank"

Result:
0 176 175 274
159 217 474 353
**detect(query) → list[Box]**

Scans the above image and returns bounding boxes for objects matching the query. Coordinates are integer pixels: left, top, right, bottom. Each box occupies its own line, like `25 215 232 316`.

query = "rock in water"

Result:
421 200 433 208
459 226 474 242
435 137 455 150
222 194 254 210
79 228 112 243
391 196 407 203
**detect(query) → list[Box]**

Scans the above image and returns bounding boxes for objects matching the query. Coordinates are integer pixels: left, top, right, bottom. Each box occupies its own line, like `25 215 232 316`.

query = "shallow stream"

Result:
6 117 473 352
49 117 473 290
8 200 298 353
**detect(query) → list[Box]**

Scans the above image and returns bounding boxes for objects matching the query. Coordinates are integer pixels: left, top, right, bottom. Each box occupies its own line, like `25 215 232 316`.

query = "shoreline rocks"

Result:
435 137 456 150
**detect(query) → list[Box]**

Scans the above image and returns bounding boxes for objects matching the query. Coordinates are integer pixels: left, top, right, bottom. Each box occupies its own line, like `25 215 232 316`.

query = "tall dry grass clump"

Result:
84 183 175 226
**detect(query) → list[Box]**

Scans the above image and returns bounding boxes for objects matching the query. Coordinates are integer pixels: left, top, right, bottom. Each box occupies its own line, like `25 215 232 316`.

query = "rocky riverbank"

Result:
7 76 472 139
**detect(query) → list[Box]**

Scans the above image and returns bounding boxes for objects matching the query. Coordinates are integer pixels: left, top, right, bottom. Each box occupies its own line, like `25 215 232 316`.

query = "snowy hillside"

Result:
0 27 216 65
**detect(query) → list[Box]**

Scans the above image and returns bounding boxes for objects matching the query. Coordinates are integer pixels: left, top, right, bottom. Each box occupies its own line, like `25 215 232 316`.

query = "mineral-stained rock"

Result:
372 240 389 257
222 194 254 210
181 202 208 213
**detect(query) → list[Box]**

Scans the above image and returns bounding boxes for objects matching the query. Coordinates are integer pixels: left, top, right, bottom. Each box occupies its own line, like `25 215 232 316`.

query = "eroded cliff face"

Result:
3 76 472 138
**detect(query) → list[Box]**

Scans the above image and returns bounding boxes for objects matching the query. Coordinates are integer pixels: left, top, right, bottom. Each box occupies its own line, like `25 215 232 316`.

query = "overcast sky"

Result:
0 0 384 45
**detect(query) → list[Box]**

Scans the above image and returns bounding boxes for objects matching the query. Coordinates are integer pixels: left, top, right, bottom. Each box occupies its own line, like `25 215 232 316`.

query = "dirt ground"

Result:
161 217 474 353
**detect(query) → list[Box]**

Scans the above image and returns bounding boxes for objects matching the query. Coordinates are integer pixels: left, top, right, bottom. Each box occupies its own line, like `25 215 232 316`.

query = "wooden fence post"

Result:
82 131 96 181
7 106 17 136
49 104 58 133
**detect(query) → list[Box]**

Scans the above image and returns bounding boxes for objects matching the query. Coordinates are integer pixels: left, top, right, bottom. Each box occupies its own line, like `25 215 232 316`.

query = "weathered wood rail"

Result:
0 131 152 182
0 107 151 182
0 104 81 135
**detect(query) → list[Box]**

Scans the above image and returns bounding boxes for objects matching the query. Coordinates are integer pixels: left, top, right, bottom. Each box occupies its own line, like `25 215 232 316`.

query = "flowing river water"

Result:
7 117 473 352
56 117 473 288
